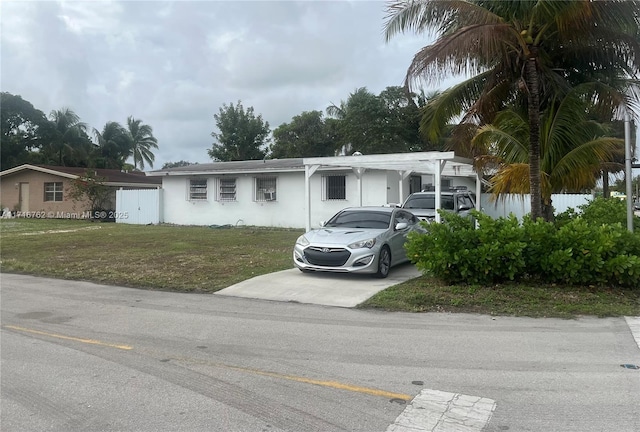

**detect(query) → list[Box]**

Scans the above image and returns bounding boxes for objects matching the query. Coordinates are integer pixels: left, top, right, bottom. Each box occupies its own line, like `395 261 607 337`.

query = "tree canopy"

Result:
325 86 436 155
126 116 158 170
209 101 270 161
0 92 51 170
384 0 640 220
270 111 338 158
0 92 159 171
162 160 196 169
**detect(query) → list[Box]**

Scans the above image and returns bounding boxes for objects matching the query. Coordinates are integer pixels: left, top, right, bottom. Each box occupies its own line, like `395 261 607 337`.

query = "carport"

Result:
303 151 480 231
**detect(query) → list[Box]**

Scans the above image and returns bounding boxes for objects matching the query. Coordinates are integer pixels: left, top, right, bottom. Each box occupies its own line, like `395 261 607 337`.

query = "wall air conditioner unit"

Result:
263 191 276 201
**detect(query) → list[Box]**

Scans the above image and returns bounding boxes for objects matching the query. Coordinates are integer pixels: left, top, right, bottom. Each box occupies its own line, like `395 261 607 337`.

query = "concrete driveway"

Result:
215 263 421 307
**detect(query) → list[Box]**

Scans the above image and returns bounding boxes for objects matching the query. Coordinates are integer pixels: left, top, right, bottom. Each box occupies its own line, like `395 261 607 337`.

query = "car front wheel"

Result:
374 246 391 278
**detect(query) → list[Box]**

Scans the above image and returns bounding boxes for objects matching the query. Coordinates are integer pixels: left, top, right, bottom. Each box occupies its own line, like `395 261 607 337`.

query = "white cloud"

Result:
1 0 438 168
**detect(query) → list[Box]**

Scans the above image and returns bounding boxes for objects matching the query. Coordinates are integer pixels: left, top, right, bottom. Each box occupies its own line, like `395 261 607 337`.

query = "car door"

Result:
389 210 412 264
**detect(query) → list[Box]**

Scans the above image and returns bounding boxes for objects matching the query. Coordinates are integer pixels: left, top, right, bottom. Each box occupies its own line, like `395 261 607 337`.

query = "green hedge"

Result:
406 200 640 288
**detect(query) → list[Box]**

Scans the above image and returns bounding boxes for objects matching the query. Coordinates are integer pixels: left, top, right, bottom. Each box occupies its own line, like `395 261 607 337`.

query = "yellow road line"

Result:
3 325 133 350
222 364 412 401
4 325 409 400
169 355 412 401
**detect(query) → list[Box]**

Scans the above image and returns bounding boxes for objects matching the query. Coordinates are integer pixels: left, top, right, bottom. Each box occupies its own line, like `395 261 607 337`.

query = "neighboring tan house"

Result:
0 164 161 217
143 152 480 229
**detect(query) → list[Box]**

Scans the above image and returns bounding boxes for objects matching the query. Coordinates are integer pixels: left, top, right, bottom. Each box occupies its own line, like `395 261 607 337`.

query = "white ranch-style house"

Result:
140 152 481 229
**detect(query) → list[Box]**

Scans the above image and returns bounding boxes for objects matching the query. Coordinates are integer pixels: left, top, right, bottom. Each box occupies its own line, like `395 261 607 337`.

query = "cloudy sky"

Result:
2 0 466 169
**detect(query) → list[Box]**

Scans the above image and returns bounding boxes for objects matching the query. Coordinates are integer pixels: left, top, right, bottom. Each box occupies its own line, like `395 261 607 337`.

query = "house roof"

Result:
148 152 477 178
303 151 477 177
147 158 306 176
0 164 162 187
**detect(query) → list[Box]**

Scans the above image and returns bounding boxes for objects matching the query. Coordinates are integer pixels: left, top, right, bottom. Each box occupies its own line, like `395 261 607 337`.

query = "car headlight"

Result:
348 238 376 249
296 235 310 246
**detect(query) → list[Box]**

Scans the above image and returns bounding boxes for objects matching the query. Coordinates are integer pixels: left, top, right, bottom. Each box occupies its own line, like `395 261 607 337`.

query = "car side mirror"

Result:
395 222 408 231
319 221 326 227
458 205 472 211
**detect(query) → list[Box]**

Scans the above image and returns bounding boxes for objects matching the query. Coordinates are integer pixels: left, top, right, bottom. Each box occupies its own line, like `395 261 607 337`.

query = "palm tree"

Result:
93 121 130 169
46 108 88 166
384 0 640 220
126 116 158 170
473 85 624 220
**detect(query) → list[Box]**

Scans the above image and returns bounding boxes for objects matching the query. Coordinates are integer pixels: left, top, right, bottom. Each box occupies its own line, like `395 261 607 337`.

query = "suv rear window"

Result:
403 195 455 210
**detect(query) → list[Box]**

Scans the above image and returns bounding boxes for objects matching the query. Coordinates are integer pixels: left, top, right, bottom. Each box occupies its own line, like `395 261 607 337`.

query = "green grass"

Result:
358 276 640 318
0 219 302 292
1 219 638 317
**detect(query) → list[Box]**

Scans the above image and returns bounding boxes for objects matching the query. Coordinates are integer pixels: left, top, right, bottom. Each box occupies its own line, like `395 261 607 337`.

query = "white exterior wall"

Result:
160 169 407 229
163 173 304 228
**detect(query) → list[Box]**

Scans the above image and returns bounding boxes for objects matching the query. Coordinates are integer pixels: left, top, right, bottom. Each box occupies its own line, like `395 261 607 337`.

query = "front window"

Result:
217 177 236 201
189 179 207 200
255 177 277 202
322 175 346 200
44 182 63 202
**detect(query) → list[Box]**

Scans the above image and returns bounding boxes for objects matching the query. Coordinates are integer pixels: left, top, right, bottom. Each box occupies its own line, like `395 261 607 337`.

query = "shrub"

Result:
406 209 640 288
556 196 640 230
406 211 527 285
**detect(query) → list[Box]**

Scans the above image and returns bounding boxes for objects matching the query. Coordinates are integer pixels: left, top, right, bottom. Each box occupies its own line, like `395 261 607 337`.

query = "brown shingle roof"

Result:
35 165 161 184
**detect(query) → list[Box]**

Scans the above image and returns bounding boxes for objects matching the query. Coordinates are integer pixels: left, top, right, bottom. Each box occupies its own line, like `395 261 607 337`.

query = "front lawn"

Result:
1 219 638 317
0 219 302 292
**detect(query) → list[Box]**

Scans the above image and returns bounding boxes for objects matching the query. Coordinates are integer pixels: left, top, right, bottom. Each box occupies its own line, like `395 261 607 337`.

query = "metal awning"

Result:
302 151 480 231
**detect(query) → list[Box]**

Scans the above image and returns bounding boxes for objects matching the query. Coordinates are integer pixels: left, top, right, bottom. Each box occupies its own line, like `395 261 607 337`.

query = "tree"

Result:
270 111 338 158
326 86 434 155
0 92 50 170
43 108 90 166
472 86 624 220
93 121 130 169
126 116 158 170
613 175 640 198
384 0 640 220
162 160 196 169
208 101 270 161
67 169 110 212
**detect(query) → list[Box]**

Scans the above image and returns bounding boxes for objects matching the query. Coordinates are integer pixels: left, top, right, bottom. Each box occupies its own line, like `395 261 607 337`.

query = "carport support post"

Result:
305 164 320 232
476 171 482 211
352 167 365 207
435 160 443 223
398 170 412 205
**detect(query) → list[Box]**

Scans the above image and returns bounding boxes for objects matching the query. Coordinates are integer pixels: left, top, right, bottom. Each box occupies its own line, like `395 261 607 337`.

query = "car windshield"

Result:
404 195 455 210
324 210 391 229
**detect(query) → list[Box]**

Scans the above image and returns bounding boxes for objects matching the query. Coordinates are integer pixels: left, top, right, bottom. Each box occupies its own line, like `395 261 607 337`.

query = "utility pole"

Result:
624 113 633 232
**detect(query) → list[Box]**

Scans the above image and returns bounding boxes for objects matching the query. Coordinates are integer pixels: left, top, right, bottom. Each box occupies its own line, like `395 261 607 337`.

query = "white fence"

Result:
480 193 593 220
116 189 163 225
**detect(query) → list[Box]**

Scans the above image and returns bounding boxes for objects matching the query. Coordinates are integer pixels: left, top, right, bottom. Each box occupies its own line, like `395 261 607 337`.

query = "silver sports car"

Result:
293 206 421 278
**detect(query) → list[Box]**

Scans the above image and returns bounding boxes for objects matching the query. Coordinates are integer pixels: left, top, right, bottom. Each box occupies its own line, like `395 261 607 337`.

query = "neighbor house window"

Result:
322 174 346 200
189 179 208 200
217 177 236 202
255 177 277 202
44 182 63 202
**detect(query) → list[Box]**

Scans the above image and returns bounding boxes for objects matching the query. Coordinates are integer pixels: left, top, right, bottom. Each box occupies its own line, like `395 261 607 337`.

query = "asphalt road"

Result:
1 273 639 432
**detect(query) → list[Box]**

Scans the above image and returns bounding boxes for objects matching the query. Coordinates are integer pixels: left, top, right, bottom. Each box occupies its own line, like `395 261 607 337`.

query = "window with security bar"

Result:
255 177 277 202
44 182 63 202
322 175 346 200
217 177 236 201
189 179 207 200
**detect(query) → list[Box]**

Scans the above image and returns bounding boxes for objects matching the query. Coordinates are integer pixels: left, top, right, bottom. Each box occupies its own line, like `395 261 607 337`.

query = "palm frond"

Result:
384 0 503 42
